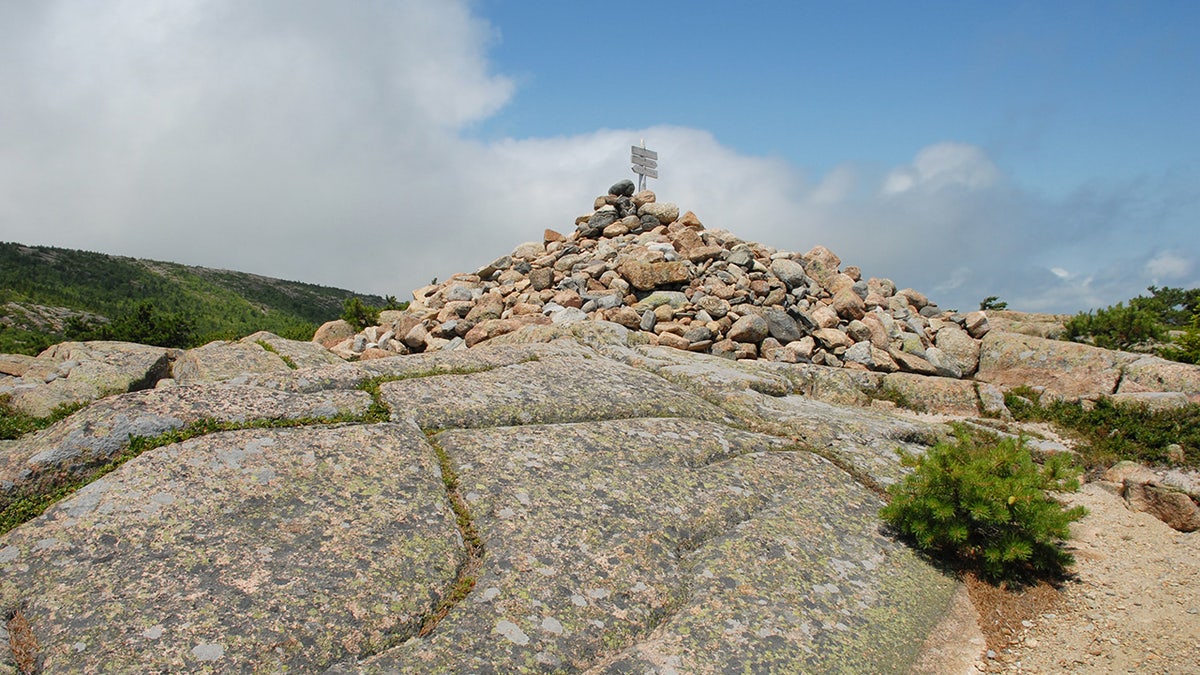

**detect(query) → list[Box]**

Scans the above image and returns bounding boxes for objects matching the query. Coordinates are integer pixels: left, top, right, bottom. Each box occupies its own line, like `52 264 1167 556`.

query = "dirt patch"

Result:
964 574 1062 654
972 482 1200 673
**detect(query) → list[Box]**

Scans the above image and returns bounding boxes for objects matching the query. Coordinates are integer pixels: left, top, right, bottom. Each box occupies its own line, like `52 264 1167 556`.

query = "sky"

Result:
1 0 1197 314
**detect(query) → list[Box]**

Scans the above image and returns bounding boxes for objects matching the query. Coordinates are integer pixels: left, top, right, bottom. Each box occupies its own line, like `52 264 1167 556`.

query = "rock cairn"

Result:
322 180 993 379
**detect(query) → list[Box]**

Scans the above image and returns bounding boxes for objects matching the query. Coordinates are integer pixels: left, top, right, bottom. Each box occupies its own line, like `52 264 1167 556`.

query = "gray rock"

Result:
476 255 511 279
1117 356 1200 399
640 310 657 332
683 325 715 344
977 383 1012 420
846 320 872 344
5 341 176 417
765 307 804 344
790 308 821 333
446 284 477 302
633 291 689 310
843 341 874 367
609 179 635 197
933 323 980 377
581 207 618 237
174 340 292 385
549 307 588 325
638 201 679 225
924 346 963 379
0 424 459 672
0 331 980 674
726 250 755 269
615 195 637 218
380 357 736 430
337 418 954 674
239 331 343 370
0 384 372 514
769 258 808 289
696 295 729 319
727 314 770 344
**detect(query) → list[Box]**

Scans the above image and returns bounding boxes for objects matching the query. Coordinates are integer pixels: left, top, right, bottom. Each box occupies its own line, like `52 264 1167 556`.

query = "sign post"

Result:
631 144 657 192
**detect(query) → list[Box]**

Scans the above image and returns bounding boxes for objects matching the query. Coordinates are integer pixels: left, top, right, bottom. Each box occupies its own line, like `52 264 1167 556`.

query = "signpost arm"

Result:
631 141 658 192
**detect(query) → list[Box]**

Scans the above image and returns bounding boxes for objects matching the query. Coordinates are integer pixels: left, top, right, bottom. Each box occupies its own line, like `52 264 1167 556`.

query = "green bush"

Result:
881 429 1086 582
1006 387 1200 470
1131 285 1200 327
1064 302 1161 351
1158 312 1200 365
341 297 380 331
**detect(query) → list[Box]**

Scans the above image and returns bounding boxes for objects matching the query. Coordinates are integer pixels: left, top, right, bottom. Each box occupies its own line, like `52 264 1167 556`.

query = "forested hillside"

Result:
0 242 387 354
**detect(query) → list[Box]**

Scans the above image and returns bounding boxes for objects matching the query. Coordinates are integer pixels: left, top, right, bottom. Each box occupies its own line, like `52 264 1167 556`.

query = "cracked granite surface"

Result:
2 335 963 673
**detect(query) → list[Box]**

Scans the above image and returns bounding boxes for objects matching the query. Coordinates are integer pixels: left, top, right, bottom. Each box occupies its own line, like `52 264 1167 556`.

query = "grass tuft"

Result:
0 395 87 440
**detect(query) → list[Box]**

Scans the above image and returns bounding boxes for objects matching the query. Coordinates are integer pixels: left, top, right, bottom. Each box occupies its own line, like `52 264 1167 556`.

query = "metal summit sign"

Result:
631 144 657 192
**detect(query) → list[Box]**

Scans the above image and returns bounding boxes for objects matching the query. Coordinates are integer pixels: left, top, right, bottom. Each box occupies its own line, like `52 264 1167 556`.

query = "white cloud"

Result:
881 143 1000 195
808 165 858 205
1144 251 1193 281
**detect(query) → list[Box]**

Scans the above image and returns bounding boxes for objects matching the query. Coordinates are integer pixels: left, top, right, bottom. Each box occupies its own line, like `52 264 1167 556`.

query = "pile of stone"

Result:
321 180 992 379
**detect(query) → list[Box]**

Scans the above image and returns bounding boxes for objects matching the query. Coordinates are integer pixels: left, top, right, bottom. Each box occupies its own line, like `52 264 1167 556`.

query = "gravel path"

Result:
985 481 1200 673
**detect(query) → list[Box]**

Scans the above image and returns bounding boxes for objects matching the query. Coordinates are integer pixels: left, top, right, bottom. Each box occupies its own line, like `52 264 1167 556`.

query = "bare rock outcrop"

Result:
1104 460 1200 532
2 330 964 672
0 341 176 416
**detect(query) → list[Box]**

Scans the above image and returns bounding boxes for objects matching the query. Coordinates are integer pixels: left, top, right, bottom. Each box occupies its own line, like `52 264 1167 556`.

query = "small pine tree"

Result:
979 296 1008 311
881 429 1086 582
341 297 380 331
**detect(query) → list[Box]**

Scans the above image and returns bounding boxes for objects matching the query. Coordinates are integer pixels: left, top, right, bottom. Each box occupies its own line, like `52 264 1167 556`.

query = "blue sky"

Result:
0 0 1196 314
477 1 1196 192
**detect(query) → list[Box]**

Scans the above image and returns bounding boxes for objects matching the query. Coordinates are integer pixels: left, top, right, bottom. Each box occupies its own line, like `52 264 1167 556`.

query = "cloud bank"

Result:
1 0 1195 315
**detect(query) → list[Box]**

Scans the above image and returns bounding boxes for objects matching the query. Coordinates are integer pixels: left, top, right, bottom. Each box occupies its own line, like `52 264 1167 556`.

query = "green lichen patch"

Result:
335 418 954 673
379 357 737 430
0 424 462 672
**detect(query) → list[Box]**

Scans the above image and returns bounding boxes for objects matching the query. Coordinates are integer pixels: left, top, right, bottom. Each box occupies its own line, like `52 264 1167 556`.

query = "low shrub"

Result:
1064 302 1161 351
341 297 380 331
881 428 1086 583
1005 387 1200 470
1158 312 1200 365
